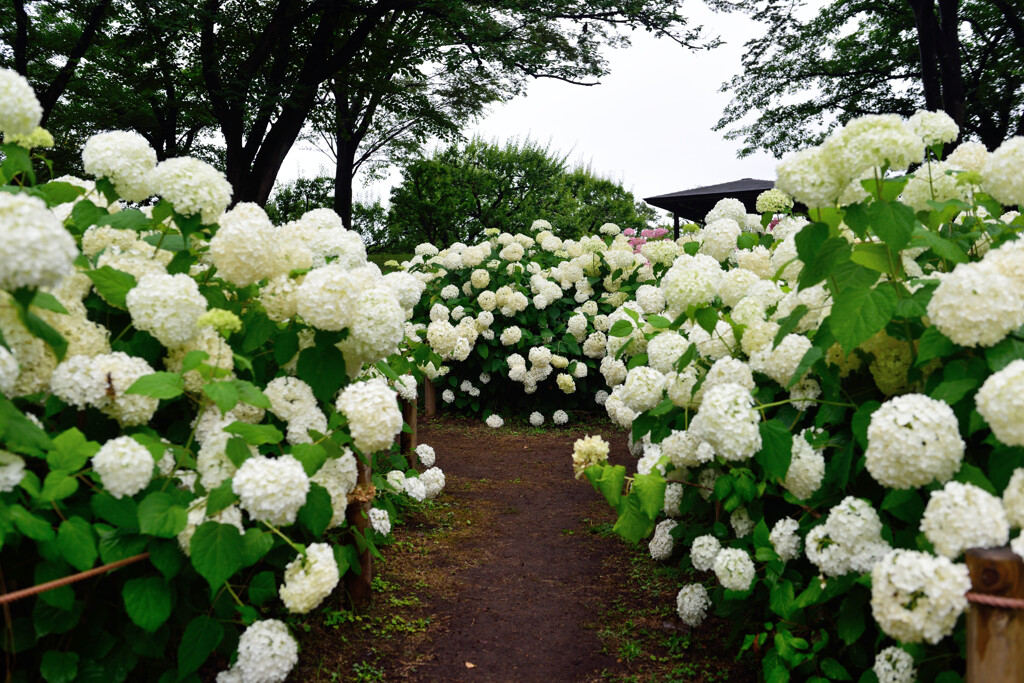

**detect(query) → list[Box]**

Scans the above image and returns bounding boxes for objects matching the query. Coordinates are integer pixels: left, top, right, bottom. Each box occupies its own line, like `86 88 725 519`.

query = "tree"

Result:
384 137 657 250
265 175 389 246
710 0 1024 157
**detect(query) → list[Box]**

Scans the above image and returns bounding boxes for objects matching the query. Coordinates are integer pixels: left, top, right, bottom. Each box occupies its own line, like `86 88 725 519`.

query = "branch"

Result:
39 0 113 124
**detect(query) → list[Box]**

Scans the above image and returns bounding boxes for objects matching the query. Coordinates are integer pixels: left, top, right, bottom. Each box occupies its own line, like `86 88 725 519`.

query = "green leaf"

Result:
694 307 719 335
248 571 278 606
786 347 823 388
138 492 188 538
40 650 79 683
930 378 978 406
881 488 925 523
70 198 101 230
912 226 969 264
223 421 283 445
845 200 917 252
97 209 151 232
585 464 626 509
647 315 670 329
955 463 997 495
177 616 223 676
225 436 252 468
916 327 956 366
85 266 137 310
737 232 759 250
202 381 239 414
829 282 898 352
180 350 209 374
985 336 1024 373
794 221 828 267
16 306 67 361
91 493 139 529
758 421 794 482
632 473 667 520
608 319 634 337
147 538 184 579
849 242 894 274
291 443 328 476
56 517 97 571
0 395 52 456
97 527 147 563
297 483 332 536
34 181 84 208
837 595 866 645
611 493 656 543
231 380 272 409
773 305 808 348
241 528 274 567
30 291 68 314
821 658 851 680
10 504 55 541
205 481 239 516
39 470 78 502
122 576 172 632
125 372 184 400
798 237 852 289
47 428 98 472
189 522 244 591
296 343 346 404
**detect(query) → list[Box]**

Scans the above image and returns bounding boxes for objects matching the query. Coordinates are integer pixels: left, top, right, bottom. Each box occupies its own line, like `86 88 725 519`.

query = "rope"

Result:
0 552 150 606
966 591 1024 610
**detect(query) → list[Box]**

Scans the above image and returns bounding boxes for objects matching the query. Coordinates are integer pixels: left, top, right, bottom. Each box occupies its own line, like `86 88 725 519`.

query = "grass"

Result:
366 252 414 272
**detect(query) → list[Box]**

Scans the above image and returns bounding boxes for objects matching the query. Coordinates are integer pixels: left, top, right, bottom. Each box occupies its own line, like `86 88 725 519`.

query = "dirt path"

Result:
292 415 755 682
407 417 629 681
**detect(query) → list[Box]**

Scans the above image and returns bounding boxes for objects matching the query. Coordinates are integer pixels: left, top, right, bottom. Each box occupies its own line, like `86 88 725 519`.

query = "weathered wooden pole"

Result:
966 546 1024 682
344 459 375 609
400 398 418 469
423 378 437 417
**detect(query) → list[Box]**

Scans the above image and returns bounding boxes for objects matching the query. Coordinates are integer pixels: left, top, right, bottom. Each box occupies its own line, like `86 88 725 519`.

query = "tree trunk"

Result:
907 0 944 111
333 79 358 229
935 0 965 132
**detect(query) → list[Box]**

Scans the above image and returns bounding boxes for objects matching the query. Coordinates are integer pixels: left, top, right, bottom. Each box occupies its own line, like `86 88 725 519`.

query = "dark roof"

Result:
644 178 775 222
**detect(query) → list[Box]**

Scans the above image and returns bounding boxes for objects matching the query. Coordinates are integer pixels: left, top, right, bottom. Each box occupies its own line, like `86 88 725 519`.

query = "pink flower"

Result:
623 228 636 236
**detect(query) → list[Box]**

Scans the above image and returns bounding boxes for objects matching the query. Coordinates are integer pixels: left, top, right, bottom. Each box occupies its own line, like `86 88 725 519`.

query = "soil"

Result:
291 415 757 683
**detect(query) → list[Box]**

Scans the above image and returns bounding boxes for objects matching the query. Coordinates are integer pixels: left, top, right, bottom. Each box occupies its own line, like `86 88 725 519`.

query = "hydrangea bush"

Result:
573 112 1024 681
0 70 444 682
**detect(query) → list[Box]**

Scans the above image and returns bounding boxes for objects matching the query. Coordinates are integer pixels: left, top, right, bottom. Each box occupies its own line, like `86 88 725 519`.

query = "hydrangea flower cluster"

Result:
870 550 970 644
279 543 340 614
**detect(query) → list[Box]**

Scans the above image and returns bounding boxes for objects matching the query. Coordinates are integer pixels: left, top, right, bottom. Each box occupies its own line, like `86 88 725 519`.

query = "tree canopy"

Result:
383 137 658 250
710 0 1024 157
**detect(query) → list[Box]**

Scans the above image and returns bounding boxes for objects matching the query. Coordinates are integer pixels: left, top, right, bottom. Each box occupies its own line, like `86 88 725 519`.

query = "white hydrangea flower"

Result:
0 450 26 492
983 136 1024 206
0 193 78 291
947 140 989 173
713 548 755 591
660 253 722 312
806 497 891 577
1003 468 1024 529
0 345 19 396
769 518 802 562
756 188 794 214
663 482 683 518
704 356 754 392
783 433 825 501
908 109 959 146
690 534 721 572
312 451 358 528
81 131 157 202
92 436 154 499
976 359 1024 447
676 584 711 627
146 156 232 224
208 203 275 286
730 507 755 538
420 466 446 499
403 475 427 502
552 409 568 425
441 389 455 403
279 543 340 614
775 146 847 209
920 481 1009 559
229 619 299 683
700 218 741 262
865 394 964 489
927 260 1024 347
296 265 365 332
571 434 609 479
232 455 310 527
649 519 677 561
369 508 391 535
0 68 42 136
619 366 666 413
126 273 207 347
485 414 504 429
870 550 970 644
873 646 916 683
689 383 761 462
335 378 402 454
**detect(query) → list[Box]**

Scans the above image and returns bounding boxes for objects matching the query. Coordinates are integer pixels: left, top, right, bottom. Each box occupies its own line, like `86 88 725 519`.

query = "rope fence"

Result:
0 552 150 606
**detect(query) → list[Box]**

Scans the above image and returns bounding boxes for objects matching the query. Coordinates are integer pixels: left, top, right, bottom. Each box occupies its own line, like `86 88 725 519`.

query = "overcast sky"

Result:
278 4 781 212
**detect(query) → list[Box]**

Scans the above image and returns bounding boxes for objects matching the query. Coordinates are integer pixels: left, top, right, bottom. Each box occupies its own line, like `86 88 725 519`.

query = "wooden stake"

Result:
423 378 437 417
344 459 374 610
966 547 1024 682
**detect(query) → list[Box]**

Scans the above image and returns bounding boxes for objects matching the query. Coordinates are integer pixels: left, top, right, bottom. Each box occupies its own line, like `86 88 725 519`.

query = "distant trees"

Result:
382 137 657 251
710 0 1024 157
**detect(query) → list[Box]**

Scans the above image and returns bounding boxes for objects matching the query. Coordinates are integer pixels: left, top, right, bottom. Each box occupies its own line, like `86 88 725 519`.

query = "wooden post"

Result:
966 547 1024 682
400 398 418 469
423 378 437 417
344 460 374 610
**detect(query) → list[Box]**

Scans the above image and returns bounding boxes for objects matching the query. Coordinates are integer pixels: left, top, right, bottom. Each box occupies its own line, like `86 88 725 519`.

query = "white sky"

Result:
279 4 782 213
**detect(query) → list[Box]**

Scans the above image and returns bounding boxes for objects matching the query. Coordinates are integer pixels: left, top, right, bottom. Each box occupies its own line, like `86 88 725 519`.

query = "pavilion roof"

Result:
644 178 775 222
